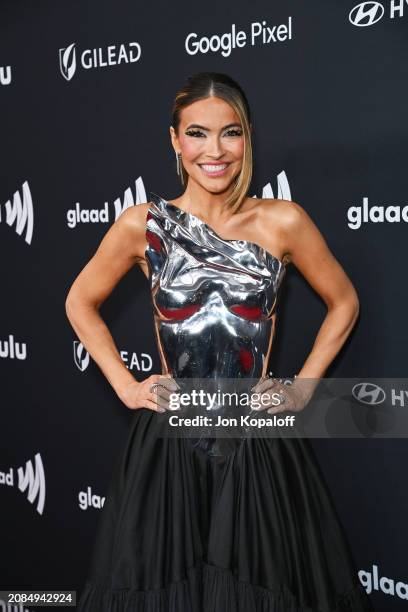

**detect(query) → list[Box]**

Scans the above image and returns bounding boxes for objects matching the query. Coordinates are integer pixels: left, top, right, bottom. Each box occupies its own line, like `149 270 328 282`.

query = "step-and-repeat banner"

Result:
1 1 407 609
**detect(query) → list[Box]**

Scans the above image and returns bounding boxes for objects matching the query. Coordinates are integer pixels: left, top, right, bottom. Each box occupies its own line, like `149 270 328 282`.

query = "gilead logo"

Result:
59 41 142 81
359 564 408 599
347 196 408 229
73 341 90 372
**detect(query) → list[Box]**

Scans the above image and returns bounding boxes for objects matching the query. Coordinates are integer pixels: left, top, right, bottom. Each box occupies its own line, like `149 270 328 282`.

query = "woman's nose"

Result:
205 137 224 157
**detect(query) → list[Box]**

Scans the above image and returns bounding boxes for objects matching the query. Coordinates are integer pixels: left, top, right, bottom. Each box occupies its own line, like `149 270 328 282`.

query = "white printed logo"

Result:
349 2 385 26
74 340 153 373
0 596 31 612
349 1 408 26
1 453 46 515
0 334 27 360
67 175 147 227
78 485 106 510
0 65 12 85
59 41 142 81
261 170 292 201
352 382 408 407
352 382 386 405
59 43 77 81
185 17 293 58
1 180 34 244
120 349 153 372
73 341 90 372
359 564 408 600
347 196 408 229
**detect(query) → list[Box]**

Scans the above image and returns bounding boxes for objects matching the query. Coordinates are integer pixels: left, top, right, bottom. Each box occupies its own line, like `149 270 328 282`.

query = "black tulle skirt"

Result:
77 408 373 611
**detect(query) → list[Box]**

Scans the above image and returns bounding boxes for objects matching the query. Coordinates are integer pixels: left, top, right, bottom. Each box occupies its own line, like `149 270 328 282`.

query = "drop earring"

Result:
175 151 184 185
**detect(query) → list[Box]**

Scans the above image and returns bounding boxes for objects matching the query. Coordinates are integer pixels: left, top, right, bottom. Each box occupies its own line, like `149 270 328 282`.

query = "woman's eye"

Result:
185 130 204 137
224 129 243 137
185 129 243 138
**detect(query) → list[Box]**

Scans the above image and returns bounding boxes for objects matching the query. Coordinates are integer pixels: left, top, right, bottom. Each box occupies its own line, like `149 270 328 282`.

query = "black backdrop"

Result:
1 1 407 610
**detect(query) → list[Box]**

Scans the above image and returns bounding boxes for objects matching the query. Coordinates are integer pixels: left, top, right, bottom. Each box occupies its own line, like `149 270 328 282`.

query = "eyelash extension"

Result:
185 129 243 137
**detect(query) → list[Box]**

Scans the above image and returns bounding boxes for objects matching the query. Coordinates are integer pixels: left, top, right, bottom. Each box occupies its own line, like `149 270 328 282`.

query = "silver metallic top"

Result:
144 192 286 380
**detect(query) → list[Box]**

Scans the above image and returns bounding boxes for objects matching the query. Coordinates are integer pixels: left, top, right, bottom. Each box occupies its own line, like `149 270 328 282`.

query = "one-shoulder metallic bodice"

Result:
144 192 286 380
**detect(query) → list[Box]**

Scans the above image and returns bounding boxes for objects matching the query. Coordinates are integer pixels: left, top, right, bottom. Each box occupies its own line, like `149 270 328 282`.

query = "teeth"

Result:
200 164 228 172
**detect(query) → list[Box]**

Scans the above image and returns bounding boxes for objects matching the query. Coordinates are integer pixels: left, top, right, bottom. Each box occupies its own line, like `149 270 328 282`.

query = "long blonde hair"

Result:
171 72 253 214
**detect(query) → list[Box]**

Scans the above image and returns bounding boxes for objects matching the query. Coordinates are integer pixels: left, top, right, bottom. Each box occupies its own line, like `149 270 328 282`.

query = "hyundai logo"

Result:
352 382 386 405
349 2 384 26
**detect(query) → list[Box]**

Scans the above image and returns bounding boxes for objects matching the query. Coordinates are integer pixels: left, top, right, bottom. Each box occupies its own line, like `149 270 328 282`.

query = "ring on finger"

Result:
276 388 286 404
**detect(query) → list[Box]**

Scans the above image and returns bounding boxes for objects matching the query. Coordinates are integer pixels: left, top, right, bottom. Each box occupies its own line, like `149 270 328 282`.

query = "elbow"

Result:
349 286 360 320
65 285 84 320
65 292 77 322
65 287 100 320
350 296 360 325
340 293 360 329
326 291 360 324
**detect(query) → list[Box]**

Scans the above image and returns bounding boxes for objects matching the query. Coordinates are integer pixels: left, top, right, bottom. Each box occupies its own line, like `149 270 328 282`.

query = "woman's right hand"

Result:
119 373 181 412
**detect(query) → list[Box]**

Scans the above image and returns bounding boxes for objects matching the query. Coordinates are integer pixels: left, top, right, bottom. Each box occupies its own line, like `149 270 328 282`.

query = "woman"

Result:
67 72 373 610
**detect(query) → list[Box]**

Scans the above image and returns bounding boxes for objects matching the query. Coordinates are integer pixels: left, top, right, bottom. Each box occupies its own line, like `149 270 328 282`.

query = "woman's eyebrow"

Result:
185 123 242 130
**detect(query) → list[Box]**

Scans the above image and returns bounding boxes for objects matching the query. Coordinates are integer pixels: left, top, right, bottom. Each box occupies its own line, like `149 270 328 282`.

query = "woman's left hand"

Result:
249 376 317 414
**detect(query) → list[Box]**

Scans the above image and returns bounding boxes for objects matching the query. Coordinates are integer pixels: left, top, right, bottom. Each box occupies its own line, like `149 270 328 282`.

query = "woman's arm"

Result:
65 204 151 402
282 201 360 380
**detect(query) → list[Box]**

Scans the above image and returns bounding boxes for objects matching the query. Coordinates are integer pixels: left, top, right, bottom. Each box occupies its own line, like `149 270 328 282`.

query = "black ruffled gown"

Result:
77 192 373 611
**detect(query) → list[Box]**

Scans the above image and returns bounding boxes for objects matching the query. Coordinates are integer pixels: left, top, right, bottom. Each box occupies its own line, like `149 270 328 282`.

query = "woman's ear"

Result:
169 125 178 152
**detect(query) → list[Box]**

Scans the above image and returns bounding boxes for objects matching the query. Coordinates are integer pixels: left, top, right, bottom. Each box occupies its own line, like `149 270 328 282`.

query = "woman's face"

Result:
170 96 245 194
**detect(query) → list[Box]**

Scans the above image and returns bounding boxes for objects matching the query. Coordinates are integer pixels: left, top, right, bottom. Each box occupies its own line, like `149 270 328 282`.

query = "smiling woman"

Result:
169 76 253 214
70 72 373 611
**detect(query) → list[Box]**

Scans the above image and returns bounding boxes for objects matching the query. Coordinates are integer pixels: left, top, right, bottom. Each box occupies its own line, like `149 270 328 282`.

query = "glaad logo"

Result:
347 196 408 229
1 180 34 244
67 175 147 227
78 486 105 510
0 452 45 515
0 65 12 85
349 2 385 26
185 17 292 58
59 41 142 81
0 597 32 612
0 334 27 360
359 564 408 600
74 341 90 372
352 382 386 405
261 170 292 201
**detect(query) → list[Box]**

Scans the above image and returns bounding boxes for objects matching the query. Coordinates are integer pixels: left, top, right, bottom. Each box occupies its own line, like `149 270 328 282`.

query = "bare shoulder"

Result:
113 202 152 259
253 197 305 229
248 198 314 265
255 197 318 242
116 202 151 231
